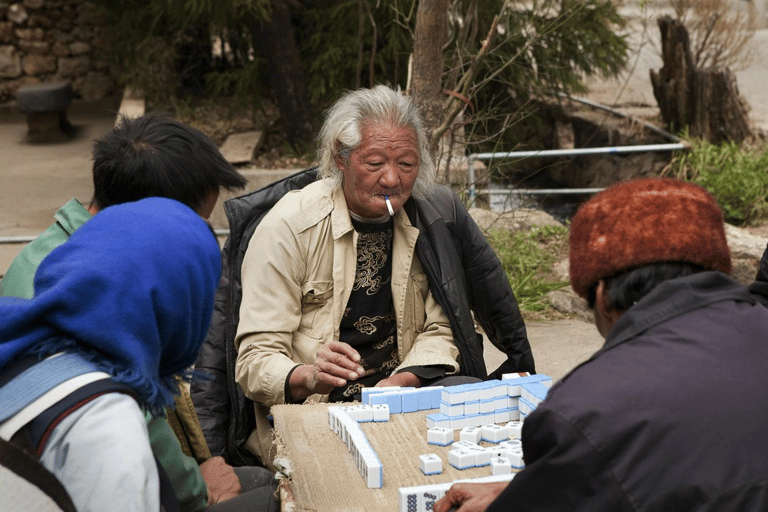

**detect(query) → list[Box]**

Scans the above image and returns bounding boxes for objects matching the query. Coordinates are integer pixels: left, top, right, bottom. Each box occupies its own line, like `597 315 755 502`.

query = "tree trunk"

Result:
411 0 448 156
650 16 751 144
252 0 315 153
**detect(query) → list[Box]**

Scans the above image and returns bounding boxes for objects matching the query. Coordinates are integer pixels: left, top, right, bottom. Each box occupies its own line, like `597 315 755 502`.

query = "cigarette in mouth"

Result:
385 195 394 217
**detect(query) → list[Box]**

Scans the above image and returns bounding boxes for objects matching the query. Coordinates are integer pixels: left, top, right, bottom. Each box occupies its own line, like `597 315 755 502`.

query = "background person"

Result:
436 177 768 511
0 198 221 512
0 113 276 512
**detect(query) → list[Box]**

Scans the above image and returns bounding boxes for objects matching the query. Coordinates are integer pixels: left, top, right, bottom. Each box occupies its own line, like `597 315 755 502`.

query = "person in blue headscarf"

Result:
0 197 221 512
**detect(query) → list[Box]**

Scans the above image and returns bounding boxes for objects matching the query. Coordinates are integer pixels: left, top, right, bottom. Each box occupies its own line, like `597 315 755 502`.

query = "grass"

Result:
486 224 571 319
665 137 768 226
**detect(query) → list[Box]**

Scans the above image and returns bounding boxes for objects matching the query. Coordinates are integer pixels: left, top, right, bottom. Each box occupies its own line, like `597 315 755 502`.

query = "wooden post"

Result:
650 16 752 144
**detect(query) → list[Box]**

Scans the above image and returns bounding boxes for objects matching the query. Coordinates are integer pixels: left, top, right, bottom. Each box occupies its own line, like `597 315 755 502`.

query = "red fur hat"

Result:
569 177 732 298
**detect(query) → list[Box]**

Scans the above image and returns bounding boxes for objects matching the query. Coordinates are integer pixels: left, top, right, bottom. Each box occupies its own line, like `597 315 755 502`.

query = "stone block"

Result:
7 3 28 24
219 131 264 164
58 55 88 77
28 13 54 29
23 53 56 75
16 81 74 142
18 40 49 54
17 81 71 112
15 27 45 41
0 21 13 43
69 41 89 55
52 41 69 56
0 44 22 78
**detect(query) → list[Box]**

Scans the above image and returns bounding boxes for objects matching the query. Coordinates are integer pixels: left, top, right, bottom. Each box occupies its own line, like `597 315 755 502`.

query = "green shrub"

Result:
486 225 569 314
665 138 768 225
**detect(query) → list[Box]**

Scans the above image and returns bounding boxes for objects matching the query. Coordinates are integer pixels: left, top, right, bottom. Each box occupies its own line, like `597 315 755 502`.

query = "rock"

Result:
14 27 45 41
0 44 21 78
469 207 563 234
7 3 28 24
28 13 53 29
57 55 88 77
545 288 594 323
23 0 44 9
69 41 89 55
725 223 767 285
17 39 48 54
0 21 13 43
51 41 69 56
440 157 488 188
219 131 265 164
22 53 55 75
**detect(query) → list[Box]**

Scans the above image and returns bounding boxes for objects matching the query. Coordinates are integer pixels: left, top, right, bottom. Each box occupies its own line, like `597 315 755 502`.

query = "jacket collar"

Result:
602 271 755 353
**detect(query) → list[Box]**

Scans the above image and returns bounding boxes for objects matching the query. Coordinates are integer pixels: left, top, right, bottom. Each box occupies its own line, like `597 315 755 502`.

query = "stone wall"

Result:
0 0 117 104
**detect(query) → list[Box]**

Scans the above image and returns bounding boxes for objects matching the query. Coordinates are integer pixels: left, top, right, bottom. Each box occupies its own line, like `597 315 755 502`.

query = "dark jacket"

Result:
191 168 534 465
748 242 768 307
488 271 768 511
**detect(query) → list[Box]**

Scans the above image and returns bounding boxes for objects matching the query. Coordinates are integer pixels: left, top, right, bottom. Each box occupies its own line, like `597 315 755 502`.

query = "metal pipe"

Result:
0 229 232 245
480 188 605 196
466 142 688 206
470 143 687 160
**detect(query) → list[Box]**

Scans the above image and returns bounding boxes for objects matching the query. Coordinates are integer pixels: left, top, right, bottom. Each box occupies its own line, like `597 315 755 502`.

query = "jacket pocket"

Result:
298 281 333 340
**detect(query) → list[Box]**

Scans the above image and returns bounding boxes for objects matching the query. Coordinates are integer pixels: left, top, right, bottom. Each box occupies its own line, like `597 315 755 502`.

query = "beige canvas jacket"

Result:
234 179 459 464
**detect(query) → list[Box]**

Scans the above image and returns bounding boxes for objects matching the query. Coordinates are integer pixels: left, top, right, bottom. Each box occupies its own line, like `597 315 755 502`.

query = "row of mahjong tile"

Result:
398 473 515 512
327 405 384 488
426 395 549 431
360 374 552 418
427 422 523 446
420 451 519 476
447 438 524 471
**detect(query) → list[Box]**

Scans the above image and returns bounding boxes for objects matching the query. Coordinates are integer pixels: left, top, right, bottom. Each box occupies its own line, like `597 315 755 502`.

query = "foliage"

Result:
95 0 629 158
93 0 271 103
668 0 756 71
664 137 768 225
296 0 414 104
440 0 630 157
486 225 569 314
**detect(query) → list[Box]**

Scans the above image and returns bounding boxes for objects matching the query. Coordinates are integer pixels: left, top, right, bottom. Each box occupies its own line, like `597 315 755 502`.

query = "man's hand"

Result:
433 482 508 512
290 341 364 401
199 456 241 505
376 371 422 388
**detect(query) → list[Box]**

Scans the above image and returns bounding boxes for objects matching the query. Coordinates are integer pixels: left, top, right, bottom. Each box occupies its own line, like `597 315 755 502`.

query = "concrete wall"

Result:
0 0 118 104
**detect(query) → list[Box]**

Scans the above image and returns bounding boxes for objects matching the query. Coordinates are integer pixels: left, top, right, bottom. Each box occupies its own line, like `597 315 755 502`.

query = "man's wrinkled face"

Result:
337 122 420 219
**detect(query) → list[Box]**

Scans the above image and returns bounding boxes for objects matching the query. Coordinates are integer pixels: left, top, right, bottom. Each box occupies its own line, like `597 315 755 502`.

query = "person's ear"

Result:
334 153 346 172
595 280 621 338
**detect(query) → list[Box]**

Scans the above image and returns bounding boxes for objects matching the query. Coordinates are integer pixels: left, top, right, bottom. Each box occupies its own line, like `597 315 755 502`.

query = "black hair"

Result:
587 262 704 311
91 113 247 212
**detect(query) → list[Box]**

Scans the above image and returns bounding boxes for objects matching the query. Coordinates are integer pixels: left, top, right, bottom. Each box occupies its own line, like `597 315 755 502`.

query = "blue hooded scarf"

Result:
0 197 221 412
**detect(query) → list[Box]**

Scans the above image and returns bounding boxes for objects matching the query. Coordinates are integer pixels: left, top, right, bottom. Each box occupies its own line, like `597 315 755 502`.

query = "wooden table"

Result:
272 403 518 511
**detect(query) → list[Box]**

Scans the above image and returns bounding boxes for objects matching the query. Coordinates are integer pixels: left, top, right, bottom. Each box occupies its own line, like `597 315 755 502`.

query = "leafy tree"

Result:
97 0 628 160
411 0 630 158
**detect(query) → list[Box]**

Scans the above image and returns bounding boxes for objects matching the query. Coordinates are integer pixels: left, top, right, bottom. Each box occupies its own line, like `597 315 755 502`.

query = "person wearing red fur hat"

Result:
436 177 768 512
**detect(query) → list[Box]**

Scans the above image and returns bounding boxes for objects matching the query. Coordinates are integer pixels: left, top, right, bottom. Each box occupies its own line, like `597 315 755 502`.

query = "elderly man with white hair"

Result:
192 85 534 468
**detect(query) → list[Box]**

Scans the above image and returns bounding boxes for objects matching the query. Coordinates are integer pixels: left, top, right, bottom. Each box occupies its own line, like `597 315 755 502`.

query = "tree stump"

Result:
650 16 751 144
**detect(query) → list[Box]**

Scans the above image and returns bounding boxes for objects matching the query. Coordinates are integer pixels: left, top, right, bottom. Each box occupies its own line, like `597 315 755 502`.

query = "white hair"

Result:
316 85 436 198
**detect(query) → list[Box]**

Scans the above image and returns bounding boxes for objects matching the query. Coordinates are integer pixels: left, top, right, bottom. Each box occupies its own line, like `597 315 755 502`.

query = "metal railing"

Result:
0 229 232 246
467 142 688 207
